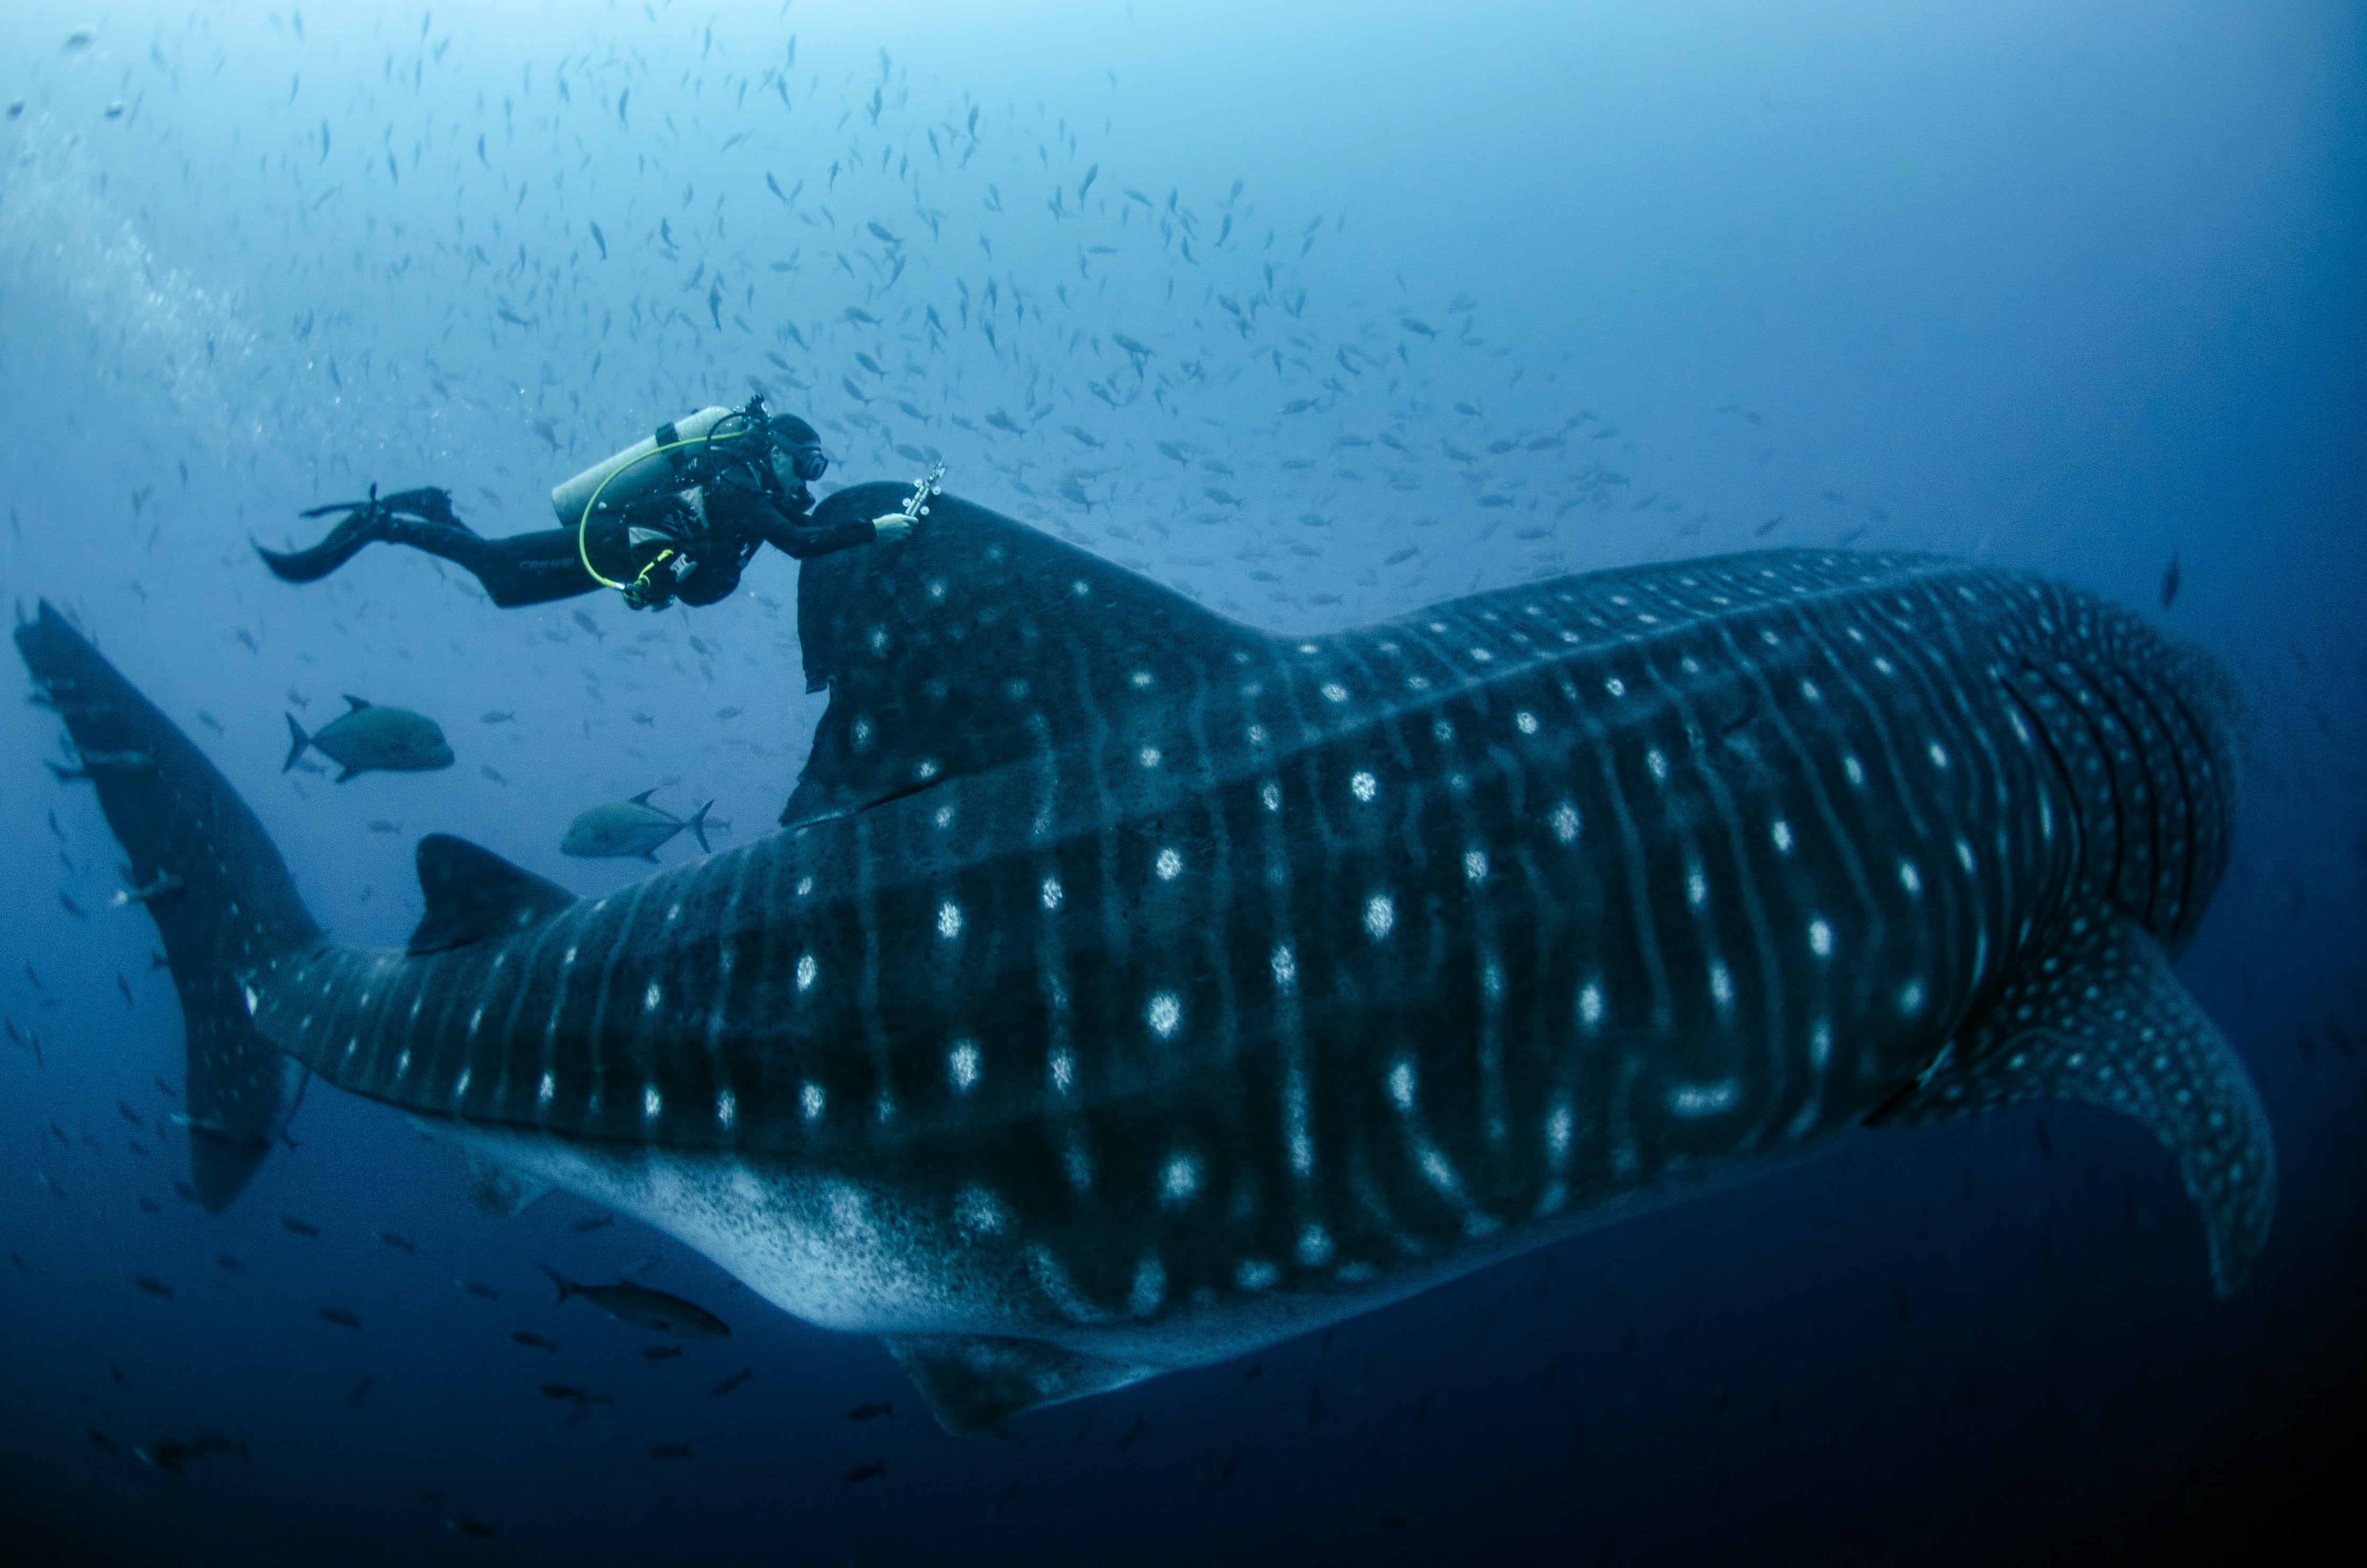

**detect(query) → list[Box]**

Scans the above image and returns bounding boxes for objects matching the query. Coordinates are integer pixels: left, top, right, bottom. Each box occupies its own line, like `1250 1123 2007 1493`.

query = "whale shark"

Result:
18 483 2274 1433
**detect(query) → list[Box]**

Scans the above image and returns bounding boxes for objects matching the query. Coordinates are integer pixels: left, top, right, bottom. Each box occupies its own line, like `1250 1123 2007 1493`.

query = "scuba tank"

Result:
550 406 749 523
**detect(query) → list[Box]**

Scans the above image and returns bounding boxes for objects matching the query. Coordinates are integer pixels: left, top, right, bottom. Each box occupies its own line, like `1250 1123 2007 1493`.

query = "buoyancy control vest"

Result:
549 405 746 524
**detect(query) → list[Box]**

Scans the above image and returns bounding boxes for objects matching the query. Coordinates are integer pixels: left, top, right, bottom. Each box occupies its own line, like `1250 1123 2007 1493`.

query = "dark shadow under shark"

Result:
18 485 2274 1433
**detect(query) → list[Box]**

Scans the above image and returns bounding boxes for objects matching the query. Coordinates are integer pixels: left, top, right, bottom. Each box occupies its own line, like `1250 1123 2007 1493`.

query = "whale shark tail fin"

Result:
16 602 321 1211
1872 914 2274 1295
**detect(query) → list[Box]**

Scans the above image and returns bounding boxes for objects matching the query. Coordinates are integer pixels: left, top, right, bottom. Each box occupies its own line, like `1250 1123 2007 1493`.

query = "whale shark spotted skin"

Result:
19 485 2273 1433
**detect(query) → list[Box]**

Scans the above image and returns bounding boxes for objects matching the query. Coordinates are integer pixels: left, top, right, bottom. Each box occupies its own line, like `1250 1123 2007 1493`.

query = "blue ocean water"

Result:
2 2 2361 1563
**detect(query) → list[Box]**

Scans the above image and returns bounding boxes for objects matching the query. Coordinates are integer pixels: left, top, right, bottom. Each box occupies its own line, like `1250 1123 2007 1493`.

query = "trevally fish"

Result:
560 791 713 862
283 696 453 781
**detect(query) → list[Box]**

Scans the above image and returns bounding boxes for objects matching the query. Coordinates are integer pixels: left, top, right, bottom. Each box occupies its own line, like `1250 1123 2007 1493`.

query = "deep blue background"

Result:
2 3 2361 1563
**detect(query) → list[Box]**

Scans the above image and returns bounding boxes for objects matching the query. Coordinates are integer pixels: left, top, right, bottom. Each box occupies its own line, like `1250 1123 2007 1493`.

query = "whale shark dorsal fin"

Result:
784 485 1268 828
880 1332 1151 1436
408 834 578 956
1871 915 2275 1295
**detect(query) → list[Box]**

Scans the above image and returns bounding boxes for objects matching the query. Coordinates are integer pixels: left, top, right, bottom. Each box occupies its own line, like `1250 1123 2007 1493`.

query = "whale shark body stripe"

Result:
18 495 2272 1435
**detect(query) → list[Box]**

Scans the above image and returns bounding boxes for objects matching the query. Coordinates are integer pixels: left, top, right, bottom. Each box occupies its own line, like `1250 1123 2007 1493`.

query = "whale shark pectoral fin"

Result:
881 1332 1152 1436
1871 916 2275 1296
452 1148 551 1220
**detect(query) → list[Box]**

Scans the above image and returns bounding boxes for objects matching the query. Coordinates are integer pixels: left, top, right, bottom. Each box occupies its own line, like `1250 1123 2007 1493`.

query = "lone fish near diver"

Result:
16 486 2272 1435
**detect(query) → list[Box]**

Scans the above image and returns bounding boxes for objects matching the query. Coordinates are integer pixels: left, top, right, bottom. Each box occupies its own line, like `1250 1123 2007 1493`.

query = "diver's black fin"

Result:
15 603 319 1211
786 486 1267 827
408 834 577 956
378 486 471 534
880 1333 1151 1436
1871 915 2275 1295
257 501 394 583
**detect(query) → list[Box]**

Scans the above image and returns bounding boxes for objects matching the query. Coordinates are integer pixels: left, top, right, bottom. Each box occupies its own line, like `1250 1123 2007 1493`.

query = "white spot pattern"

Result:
1161 1154 1199 1204
956 1186 1005 1235
1671 1080 1740 1117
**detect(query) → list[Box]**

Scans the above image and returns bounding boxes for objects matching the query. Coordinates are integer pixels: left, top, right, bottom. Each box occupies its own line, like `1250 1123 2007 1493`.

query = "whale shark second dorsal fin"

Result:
880 1332 1152 1436
408 834 578 956
785 485 1268 828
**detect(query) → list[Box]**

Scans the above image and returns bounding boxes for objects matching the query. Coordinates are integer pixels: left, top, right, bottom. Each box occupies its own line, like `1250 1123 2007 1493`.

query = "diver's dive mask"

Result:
767 425 830 483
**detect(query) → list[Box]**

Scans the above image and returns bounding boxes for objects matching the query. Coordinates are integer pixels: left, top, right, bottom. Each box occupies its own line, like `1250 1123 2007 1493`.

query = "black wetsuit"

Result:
259 452 875 611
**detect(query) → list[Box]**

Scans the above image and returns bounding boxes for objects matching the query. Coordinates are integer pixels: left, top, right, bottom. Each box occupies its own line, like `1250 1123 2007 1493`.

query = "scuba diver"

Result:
258 396 915 611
